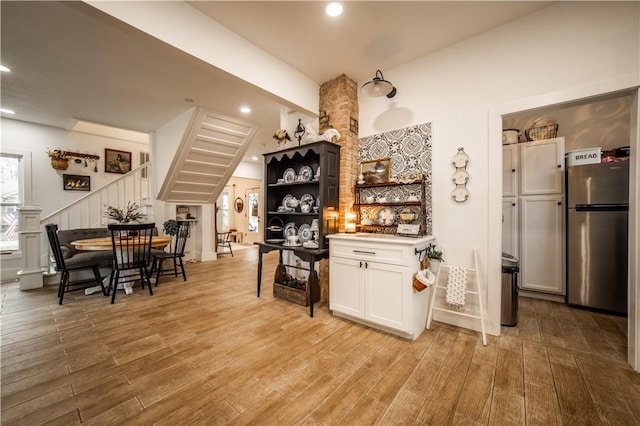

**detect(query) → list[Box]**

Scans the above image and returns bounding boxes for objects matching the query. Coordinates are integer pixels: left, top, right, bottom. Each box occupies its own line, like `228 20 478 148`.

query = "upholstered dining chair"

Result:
216 231 234 257
150 220 189 286
45 223 107 305
107 223 155 304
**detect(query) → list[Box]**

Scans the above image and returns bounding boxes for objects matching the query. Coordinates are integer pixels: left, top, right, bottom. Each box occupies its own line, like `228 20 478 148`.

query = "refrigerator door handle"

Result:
575 204 629 212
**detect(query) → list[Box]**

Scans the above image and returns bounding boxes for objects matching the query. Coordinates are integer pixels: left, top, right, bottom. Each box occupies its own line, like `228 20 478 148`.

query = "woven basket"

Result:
273 270 320 307
525 124 558 141
274 282 309 306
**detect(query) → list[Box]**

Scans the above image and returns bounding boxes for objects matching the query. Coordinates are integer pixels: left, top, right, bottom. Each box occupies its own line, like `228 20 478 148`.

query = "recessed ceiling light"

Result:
251 156 258 161
326 2 343 17
240 106 251 113
0 65 10 73
0 108 16 114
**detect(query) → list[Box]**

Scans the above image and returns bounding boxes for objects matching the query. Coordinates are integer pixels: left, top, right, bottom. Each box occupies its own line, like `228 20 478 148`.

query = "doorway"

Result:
492 84 639 370
243 187 262 244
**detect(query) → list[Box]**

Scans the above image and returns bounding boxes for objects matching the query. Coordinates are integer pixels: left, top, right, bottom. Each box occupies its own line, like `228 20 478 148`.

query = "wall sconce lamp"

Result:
361 69 397 98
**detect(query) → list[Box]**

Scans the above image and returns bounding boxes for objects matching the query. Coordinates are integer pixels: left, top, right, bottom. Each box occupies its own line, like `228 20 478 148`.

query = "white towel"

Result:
446 266 467 308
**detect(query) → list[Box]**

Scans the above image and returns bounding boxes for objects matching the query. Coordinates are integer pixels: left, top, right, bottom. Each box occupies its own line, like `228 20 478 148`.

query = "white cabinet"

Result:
329 257 363 317
502 144 519 197
328 234 435 340
502 137 565 295
502 197 518 259
520 138 564 195
520 196 564 294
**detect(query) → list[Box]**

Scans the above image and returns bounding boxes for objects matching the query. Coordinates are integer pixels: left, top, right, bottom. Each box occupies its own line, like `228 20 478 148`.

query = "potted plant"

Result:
163 219 180 236
428 249 444 273
104 201 146 224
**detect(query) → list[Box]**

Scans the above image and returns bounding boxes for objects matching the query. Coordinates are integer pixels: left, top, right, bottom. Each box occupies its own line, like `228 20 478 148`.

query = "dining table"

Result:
71 236 172 295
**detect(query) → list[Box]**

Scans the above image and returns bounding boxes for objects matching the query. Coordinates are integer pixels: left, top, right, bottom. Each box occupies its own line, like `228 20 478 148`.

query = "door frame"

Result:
489 75 639 370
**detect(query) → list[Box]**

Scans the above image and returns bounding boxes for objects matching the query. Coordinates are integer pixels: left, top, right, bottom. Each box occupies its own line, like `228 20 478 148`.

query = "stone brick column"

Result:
319 74 359 227
318 74 358 302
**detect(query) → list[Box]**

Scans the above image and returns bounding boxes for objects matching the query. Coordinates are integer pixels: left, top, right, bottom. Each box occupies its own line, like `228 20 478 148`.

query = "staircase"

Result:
157 108 258 204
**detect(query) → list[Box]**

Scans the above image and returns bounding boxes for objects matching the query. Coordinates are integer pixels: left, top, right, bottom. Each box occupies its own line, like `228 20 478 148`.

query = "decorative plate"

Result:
283 168 296 183
266 238 286 244
452 187 470 202
452 148 470 168
298 224 312 242
376 207 396 226
452 169 470 185
283 241 303 247
300 193 315 206
283 222 298 239
281 194 294 209
299 166 313 182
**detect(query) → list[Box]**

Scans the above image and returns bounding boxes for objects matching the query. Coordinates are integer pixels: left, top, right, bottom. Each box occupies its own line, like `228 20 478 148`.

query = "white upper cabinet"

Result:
520 138 564 195
502 144 519 197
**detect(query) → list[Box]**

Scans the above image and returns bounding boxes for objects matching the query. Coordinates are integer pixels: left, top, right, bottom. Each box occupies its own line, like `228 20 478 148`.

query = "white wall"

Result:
1 118 149 218
358 2 639 336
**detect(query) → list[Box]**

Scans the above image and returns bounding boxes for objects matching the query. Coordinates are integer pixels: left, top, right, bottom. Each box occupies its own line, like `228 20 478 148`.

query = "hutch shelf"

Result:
353 179 427 235
255 141 341 316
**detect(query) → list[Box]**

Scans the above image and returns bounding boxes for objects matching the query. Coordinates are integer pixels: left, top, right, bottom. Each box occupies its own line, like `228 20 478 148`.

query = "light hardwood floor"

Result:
1 247 638 425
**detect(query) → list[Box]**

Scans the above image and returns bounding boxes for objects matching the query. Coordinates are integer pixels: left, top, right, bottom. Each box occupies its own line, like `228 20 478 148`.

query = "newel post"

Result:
17 206 44 290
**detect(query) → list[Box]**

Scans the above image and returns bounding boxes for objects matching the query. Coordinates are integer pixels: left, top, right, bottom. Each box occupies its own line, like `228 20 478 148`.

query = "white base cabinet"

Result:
520 195 565 294
327 234 435 340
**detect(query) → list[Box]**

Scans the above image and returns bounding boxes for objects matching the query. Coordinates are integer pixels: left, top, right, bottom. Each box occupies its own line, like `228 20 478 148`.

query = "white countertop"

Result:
327 233 435 246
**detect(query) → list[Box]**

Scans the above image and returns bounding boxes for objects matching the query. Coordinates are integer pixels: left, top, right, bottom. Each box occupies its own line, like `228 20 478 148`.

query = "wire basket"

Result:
525 124 558 141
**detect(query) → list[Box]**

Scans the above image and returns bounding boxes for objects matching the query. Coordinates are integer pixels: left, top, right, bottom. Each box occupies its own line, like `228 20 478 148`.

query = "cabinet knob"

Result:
512 202 516 206
359 261 363 268
511 169 516 172
557 165 561 168
557 201 562 206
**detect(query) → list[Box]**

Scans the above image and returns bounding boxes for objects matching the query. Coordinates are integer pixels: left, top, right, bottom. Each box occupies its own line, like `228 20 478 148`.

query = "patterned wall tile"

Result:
359 122 433 234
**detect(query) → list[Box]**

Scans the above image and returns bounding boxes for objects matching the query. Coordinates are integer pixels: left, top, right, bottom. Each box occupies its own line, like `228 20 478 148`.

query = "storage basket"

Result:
267 216 284 232
273 269 319 307
274 282 309 306
525 124 558 141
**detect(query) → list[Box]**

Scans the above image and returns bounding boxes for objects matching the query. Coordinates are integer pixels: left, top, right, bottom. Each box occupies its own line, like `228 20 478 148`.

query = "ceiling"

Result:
1 1 553 161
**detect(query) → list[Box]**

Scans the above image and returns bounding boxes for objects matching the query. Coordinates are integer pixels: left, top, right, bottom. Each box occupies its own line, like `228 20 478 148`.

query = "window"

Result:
1 154 23 252
139 150 149 179
221 190 229 231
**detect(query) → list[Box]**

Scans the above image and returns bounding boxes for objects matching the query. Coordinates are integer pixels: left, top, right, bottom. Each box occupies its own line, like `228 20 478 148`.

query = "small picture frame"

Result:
360 158 391 184
105 148 132 174
63 174 90 191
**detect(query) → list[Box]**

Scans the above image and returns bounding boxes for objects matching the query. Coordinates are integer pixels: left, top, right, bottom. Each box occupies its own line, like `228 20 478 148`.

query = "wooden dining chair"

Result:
216 231 234 257
45 223 107 305
107 223 155 304
150 220 190 286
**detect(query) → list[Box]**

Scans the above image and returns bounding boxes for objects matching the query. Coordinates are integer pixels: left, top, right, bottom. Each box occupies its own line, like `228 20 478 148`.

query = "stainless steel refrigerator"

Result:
567 161 629 314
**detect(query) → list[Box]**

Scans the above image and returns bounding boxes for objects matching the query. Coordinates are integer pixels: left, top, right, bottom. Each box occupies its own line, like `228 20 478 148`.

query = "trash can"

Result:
501 253 519 326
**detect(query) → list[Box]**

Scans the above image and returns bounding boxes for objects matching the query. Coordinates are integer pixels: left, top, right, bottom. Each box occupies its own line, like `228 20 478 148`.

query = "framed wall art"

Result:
360 158 391 184
105 148 131 174
63 174 90 191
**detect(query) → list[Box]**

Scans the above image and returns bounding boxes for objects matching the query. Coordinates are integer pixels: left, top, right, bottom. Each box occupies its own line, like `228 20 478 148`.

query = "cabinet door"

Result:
502 145 519 197
520 195 564 294
364 262 409 332
329 257 364 318
520 139 564 195
502 197 519 258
